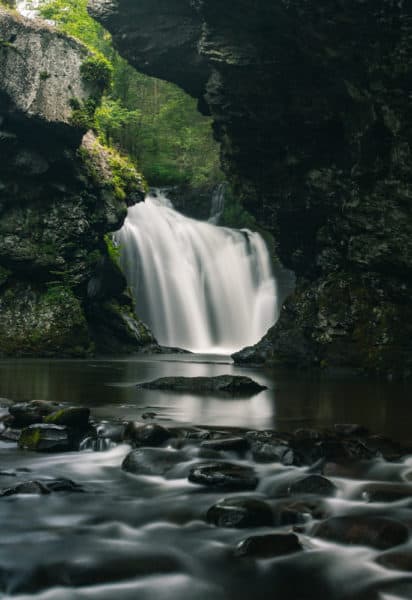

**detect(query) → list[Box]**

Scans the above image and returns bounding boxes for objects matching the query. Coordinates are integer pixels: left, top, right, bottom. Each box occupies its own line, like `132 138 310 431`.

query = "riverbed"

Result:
0 355 411 599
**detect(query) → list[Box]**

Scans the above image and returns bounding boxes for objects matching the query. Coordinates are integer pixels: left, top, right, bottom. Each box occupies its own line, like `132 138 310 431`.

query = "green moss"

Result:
18 428 41 450
80 54 112 91
0 266 11 287
104 234 120 266
69 97 97 130
40 70 51 81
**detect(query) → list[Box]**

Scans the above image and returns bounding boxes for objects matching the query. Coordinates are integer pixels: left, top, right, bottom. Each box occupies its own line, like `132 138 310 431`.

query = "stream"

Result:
0 355 411 599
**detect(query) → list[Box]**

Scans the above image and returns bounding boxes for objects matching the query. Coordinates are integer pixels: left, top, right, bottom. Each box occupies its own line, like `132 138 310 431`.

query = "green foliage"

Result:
81 54 113 90
69 97 97 129
40 70 51 80
104 234 120 266
38 0 223 189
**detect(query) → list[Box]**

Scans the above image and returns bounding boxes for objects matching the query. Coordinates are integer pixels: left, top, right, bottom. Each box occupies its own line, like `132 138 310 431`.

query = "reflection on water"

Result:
0 355 411 441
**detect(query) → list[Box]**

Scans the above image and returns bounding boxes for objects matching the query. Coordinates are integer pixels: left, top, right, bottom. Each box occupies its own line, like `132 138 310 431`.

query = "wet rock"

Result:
274 499 329 525
207 497 273 528
359 483 412 503
234 533 303 558
122 448 188 477
246 431 293 464
18 424 71 452
320 438 377 462
1 480 50 496
376 550 412 572
188 461 258 491
334 424 369 437
312 516 409 550
364 435 403 462
200 437 249 452
9 400 59 427
142 412 157 420
137 375 267 395
96 422 126 443
0 427 21 442
289 475 337 497
44 407 90 429
1 478 82 496
125 422 172 447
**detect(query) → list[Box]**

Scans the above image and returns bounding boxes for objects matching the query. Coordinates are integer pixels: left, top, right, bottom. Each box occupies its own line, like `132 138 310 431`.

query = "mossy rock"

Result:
44 407 90 429
19 424 71 452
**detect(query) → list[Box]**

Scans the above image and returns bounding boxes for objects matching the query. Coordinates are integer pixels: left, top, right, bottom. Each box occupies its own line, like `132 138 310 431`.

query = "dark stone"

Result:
125 422 172 447
312 516 409 550
234 533 303 558
122 448 188 477
207 497 273 528
18 424 71 452
364 435 403 462
188 461 258 491
289 475 337 497
0 428 21 442
320 439 377 463
9 400 59 427
137 375 267 395
376 551 412 572
96 422 126 443
275 499 328 525
200 437 249 452
334 424 369 437
1 478 82 496
359 483 412 503
1 481 50 496
44 407 90 429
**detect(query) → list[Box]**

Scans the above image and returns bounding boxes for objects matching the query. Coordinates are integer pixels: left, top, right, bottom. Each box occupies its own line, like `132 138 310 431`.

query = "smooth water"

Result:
115 193 277 354
1 356 412 600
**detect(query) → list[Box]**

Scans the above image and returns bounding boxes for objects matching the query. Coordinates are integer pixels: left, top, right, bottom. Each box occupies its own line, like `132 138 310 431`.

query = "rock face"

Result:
0 7 154 356
137 375 267 395
90 0 412 375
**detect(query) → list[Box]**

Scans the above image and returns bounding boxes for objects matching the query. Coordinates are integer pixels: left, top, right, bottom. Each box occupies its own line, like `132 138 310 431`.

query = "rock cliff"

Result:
90 0 412 376
0 7 155 356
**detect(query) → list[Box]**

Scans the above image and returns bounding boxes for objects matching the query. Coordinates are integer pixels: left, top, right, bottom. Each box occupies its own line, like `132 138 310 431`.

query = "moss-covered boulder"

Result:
44 407 91 429
19 424 71 452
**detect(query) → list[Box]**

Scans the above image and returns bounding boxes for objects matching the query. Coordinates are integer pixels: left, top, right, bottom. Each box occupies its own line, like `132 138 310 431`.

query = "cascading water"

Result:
115 191 278 354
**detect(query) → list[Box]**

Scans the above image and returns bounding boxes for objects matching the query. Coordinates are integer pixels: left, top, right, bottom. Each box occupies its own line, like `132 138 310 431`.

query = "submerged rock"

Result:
289 475 337 497
188 461 258 491
312 516 409 550
207 497 273 528
18 424 71 452
234 533 303 558
137 375 267 395
359 483 412 503
1 478 82 496
200 437 249 452
125 423 172 447
122 448 188 477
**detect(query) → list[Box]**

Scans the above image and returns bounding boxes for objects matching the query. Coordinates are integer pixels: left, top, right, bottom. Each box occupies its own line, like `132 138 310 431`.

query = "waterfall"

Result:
115 191 278 354
208 182 226 225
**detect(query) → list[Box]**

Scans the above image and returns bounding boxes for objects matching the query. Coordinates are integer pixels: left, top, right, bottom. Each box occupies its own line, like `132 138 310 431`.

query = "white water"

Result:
115 191 278 353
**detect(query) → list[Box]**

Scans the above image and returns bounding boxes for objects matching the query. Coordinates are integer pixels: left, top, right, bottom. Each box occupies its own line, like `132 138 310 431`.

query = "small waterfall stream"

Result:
115 191 278 353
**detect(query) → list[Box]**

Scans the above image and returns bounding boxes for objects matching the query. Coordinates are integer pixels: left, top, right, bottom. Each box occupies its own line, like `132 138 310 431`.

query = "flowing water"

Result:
115 192 278 354
0 356 412 599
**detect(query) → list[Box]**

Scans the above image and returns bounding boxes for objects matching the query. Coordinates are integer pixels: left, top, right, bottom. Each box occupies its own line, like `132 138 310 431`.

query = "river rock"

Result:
125 422 172 447
334 424 369 437
44 407 90 429
289 475 337 497
1 478 82 496
18 424 71 452
246 431 294 464
274 499 329 525
122 448 188 477
137 375 267 395
234 533 303 558
207 497 273 528
359 483 412 503
188 461 258 490
200 437 249 452
376 550 412 572
9 400 60 427
312 516 409 550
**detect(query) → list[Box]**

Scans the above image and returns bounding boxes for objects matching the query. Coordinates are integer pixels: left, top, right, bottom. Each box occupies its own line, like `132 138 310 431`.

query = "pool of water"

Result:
0 355 411 441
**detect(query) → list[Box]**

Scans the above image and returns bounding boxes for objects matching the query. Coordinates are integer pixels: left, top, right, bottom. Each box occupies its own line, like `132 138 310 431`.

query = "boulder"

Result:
125 423 172 447
289 475 337 497
207 497 273 528
44 407 90 429
18 424 71 452
188 462 258 491
234 533 303 558
137 375 267 396
312 516 409 550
